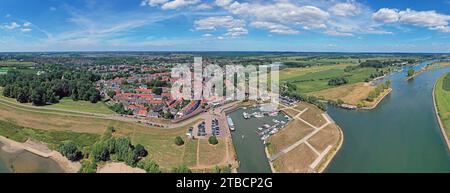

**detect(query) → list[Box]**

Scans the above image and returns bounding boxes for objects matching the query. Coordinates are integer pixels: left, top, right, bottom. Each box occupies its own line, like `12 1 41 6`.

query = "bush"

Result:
134 144 148 157
174 136 184 146
138 160 161 173
59 141 82 161
328 77 348 86
91 143 110 162
208 136 219 145
171 165 191 173
78 160 97 173
407 69 415 77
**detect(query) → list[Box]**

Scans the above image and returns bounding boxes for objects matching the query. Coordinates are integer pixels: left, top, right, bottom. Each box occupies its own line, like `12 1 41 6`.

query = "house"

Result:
137 109 148 117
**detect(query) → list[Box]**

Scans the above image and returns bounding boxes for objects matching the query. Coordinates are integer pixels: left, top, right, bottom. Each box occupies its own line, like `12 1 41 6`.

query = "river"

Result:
0 141 64 173
229 108 290 173
230 60 450 173
326 60 450 172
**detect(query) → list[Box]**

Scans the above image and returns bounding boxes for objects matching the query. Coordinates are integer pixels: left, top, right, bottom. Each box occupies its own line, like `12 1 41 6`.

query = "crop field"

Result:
280 65 378 93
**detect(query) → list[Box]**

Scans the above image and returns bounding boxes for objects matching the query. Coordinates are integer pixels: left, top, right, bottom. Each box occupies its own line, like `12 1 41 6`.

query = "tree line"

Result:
0 68 101 106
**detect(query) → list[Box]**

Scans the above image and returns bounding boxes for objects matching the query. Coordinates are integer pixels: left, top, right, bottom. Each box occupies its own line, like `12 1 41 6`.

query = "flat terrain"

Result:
0 94 234 170
268 102 342 173
268 119 314 154
49 98 115 114
434 73 450 141
311 82 375 105
280 65 378 93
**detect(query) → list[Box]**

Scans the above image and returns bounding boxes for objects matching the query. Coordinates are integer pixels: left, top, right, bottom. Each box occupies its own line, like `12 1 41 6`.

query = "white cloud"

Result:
328 3 361 17
214 0 233 7
431 26 450 33
202 33 213 37
325 30 353 37
195 16 247 37
194 3 213 11
21 28 32 32
4 22 20 30
141 0 169 7
373 8 399 23
221 2 329 30
251 21 299 35
23 22 32 27
398 9 450 27
141 0 200 10
373 8 450 33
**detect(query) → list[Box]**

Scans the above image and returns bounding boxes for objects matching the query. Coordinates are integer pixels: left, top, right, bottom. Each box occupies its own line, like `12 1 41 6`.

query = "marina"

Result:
228 107 290 173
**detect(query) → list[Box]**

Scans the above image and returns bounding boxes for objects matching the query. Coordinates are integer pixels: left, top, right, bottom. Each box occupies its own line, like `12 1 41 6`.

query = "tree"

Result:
138 160 161 173
407 69 415 77
328 77 348 86
91 143 110 162
209 136 219 145
31 87 46 106
107 90 116 98
174 136 184 146
59 141 82 161
134 144 148 158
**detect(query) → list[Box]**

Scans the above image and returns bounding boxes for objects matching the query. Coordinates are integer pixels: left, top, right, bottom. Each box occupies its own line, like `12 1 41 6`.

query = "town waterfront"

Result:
326 61 450 172
229 108 290 173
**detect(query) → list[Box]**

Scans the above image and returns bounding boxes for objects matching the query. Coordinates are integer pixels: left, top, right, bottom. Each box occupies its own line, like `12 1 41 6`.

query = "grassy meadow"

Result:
435 73 450 139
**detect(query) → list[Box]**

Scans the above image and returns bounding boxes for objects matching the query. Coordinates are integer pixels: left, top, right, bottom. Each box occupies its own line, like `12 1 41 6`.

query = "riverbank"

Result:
0 136 80 173
317 124 344 173
266 102 342 173
362 88 393 110
432 77 450 151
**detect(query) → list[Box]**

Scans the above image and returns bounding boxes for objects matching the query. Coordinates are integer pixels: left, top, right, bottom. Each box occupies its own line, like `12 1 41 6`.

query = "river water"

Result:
229 108 290 173
0 141 64 173
230 60 450 173
326 60 450 172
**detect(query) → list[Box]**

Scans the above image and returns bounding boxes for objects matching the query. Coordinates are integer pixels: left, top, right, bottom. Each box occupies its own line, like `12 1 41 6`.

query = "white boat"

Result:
254 114 264 118
263 124 271 128
261 135 269 141
257 127 264 131
273 119 279 123
269 112 278 116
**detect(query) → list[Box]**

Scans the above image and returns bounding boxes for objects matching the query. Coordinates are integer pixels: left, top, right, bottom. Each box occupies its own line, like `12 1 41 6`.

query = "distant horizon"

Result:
1 0 450 52
0 50 449 55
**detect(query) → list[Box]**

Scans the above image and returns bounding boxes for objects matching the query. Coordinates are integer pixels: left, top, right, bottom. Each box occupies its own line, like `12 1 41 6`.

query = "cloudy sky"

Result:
1 0 450 52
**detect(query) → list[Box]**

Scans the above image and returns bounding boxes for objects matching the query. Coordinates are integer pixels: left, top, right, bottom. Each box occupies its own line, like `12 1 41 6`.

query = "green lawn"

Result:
0 120 99 150
281 65 378 93
435 73 450 139
45 98 115 115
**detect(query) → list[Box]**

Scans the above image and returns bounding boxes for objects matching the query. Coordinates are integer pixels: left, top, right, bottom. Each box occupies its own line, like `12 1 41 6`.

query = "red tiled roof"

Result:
137 109 148 117
135 88 153 94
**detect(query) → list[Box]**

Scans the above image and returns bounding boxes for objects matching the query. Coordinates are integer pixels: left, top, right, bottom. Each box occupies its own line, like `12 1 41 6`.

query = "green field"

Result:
0 60 35 66
49 98 115 115
435 73 450 139
280 65 378 93
131 127 198 169
0 120 99 150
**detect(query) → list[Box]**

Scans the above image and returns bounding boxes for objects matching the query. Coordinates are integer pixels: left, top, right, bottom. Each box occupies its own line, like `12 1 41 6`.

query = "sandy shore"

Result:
432 81 450 151
0 136 80 173
97 162 145 173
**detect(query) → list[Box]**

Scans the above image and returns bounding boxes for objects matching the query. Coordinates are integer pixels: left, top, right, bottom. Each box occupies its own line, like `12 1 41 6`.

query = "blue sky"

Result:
0 0 450 52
